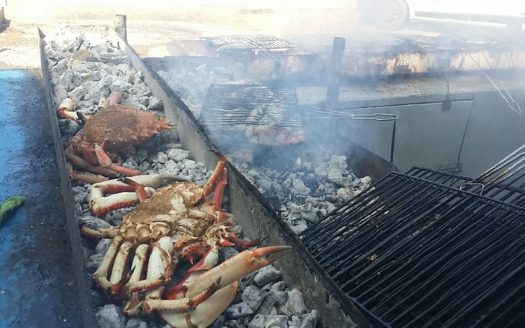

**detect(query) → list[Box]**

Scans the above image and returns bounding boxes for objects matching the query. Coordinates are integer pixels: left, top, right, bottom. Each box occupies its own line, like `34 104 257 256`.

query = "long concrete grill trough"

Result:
38 26 371 328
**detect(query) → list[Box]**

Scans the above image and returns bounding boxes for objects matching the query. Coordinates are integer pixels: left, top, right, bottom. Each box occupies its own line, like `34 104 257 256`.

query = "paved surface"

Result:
0 69 86 328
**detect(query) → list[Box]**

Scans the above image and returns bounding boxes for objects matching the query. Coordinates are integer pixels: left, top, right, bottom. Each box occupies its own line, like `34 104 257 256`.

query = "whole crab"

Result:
81 152 291 327
65 94 173 183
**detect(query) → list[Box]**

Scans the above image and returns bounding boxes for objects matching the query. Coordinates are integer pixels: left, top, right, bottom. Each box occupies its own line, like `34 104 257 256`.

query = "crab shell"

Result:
72 105 174 160
117 181 219 245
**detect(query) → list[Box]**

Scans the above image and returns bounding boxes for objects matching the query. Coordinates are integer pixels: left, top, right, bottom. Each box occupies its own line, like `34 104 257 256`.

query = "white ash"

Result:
46 28 315 328
235 154 372 234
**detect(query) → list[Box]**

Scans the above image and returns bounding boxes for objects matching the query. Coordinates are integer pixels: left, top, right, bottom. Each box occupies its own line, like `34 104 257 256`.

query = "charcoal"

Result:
148 96 163 111
58 119 80 136
167 148 190 162
78 215 112 230
254 265 282 287
226 302 255 318
265 315 289 328
279 289 307 316
86 253 104 272
248 314 266 328
125 318 147 328
257 294 278 315
242 285 267 310
299 310 319 328
95 238 112 254
96 304 125 328
156 152 168 164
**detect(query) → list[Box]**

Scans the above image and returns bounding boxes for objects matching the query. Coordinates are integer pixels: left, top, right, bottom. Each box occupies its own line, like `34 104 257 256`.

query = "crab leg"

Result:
109 241 133 295
126 237 174 294
191 151 227 204
182 246 292 298
67 161 108 184
124 244 150 315
80 226 119 239
224 233 262 250
89 174 189 217
93 144 141 176
212 169 228 210
56 97 78 121
143 277 226 312
65 146 118 178
93 236 124 292
147 246 291 328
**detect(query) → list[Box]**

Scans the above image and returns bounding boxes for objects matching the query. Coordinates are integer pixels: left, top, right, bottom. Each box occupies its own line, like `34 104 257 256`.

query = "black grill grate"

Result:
201 83 302 128
300 147 525 327
466 145 525 209
406 167 472 189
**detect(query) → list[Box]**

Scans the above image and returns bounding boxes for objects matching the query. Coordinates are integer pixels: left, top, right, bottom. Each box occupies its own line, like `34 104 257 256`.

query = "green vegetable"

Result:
0 196 25 226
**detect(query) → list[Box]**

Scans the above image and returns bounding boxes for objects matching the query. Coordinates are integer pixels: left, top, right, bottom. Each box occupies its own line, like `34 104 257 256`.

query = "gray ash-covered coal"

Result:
235 153 371 234
44 26 315 328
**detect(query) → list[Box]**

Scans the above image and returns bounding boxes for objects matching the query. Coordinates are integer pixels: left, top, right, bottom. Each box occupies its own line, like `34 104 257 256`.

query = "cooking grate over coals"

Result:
204 35 293 53
406 144 525 210
201 83 302 128
300 149 525 327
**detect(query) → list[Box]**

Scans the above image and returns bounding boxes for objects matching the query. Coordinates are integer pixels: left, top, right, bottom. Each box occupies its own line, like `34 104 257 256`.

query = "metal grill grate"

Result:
204 35 293 53
201 83 302 128
405 145 525 210
406 167 472 189
300 157 525 327
465 145 525 208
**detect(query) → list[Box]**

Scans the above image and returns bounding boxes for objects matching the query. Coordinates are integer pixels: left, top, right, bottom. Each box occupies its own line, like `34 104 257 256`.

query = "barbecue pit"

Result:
301 144 525 327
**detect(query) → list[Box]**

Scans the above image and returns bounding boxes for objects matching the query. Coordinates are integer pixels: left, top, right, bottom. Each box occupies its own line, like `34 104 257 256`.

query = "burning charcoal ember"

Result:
96 304 125 328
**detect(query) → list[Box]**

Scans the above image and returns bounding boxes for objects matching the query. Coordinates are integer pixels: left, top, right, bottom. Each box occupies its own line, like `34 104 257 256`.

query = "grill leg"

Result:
326 37 346 108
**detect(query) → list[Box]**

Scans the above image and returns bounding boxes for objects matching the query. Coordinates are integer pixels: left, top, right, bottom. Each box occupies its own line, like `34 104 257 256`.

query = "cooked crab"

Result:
65 97 173 183
80 152 291 327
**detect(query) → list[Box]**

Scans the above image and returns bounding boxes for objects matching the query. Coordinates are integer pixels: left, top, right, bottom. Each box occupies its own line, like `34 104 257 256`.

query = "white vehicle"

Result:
358 0 525 30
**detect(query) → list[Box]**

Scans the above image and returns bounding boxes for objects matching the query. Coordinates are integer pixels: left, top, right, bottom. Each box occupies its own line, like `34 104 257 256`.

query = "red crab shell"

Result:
71 105 174 162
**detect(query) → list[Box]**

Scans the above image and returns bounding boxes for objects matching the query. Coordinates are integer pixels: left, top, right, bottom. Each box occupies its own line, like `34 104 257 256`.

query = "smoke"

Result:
145 0 525 179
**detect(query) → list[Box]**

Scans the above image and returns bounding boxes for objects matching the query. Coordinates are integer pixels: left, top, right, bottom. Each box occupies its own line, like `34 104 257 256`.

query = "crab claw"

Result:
183 245 292 298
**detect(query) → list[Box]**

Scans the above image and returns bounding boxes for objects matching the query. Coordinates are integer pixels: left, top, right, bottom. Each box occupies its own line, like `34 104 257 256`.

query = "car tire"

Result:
360 0 409 30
